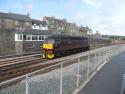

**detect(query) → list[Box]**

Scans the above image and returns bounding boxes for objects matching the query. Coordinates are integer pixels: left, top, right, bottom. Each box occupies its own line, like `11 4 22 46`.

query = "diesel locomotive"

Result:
42 35 89 58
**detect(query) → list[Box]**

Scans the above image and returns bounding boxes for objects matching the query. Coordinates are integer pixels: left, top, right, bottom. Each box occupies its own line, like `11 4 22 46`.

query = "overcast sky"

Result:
0 0 125 35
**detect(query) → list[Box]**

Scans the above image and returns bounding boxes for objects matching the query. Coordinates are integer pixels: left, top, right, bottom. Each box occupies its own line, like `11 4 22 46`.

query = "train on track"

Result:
42 35 90 58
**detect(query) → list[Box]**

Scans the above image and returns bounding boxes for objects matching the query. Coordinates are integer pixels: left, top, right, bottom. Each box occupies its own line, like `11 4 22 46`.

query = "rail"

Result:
0 44 125 94
0 51 41 59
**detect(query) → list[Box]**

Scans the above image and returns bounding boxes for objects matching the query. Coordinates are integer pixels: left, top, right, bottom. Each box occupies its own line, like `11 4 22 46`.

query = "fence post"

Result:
103 50 106 62
26 74 29 94
87 51 90 79
108 48 110 60
119 45 120 54
101 50 104 64
94 51 96 73
107 48 110 60
98 51 101 67
110 46 112 59
60 63 63 94
77 57 80 88
106 49 108 61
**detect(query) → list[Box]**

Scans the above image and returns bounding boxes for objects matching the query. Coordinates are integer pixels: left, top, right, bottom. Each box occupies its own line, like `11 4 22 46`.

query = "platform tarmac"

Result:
78 52 125 94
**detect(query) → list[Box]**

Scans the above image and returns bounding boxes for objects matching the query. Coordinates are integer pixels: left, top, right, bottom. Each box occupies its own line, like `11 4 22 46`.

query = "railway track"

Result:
0 59 47 82
0 54 43 82
0 50 81 82
0 53 69 82
0 51 41 59
0 46 103 83
0 54 41 67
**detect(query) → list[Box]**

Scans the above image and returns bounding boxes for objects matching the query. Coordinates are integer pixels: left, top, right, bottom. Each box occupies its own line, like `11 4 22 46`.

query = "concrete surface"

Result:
79 52 125 94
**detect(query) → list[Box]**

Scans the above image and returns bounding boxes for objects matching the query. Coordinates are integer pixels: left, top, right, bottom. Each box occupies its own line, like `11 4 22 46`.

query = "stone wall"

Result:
6 18 13 29
15 41 23 54
0 18 13 29
0 29 15 56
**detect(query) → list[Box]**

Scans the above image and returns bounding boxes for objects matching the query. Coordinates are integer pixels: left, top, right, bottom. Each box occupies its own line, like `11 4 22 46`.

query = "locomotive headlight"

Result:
43 43 53 49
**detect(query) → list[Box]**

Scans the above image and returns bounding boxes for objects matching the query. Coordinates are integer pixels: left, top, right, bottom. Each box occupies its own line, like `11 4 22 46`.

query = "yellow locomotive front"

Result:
42 38 55 59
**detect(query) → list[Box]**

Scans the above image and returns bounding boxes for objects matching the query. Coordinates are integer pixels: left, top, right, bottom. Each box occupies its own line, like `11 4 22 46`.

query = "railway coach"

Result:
42 35 90 58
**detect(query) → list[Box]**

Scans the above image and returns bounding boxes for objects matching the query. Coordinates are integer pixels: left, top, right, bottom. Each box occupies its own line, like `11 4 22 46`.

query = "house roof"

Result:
10 13 31 21
0 12 11 19
0 12 32 21
32 19 47 26
44 16 55 20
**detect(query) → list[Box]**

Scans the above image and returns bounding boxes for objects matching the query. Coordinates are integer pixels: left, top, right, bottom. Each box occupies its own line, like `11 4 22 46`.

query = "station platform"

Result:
78 52 125 94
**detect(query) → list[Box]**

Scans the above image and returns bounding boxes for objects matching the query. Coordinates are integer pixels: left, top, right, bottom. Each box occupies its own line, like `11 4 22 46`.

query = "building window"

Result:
45 25 47 28
34 35 38 40
39 35 44 40
32 35 38 40
26 35 31 40
23 35 26 40
14 20 19 25
15 34 48 41
17 34 23 40
32 35 35 40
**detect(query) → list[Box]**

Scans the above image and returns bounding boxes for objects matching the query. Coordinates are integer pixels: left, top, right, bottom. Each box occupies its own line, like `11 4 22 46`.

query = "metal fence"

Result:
0 44 125 94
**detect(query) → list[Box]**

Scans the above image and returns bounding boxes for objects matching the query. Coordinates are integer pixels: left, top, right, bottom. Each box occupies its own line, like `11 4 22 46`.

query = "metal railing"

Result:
0 44 125 94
